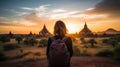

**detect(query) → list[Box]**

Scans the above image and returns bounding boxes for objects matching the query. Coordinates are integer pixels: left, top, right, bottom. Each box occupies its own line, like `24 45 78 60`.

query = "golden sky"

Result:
0 0 120 34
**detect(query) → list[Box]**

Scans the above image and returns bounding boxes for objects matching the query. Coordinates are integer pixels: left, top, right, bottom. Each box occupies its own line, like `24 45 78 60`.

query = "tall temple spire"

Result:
79 22 93 37
84 22 87 28
43 24 46 29
39 24 52 37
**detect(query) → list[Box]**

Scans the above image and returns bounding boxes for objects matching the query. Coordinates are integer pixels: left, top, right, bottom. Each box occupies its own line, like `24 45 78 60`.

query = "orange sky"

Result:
0 18 119 34
0 0 120 34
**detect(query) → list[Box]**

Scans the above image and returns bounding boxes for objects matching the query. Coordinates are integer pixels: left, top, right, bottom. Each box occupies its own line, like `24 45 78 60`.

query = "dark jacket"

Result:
46 35 73 59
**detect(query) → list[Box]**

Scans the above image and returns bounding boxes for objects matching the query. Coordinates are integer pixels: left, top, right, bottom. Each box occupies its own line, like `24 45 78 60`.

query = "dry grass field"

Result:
0 37 120 67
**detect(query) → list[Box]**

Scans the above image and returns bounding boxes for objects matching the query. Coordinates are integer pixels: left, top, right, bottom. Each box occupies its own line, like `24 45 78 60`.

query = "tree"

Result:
108 38 118 47
114 44 120 60
29 38 38 46
102 38 118 47
24 37 38 46
80 37 88 48
39 38 48 47
80 37 86 44
15 36 23 44
24 37 29 45
102 39 108 44
88 38 97 47
0 35 10 43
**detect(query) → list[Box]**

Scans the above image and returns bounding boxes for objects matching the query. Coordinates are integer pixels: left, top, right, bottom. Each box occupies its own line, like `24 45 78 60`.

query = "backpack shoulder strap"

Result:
50 36 55 41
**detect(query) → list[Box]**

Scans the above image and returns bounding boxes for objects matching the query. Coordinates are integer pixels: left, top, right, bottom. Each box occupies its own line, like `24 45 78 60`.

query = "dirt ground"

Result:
0 56 120 67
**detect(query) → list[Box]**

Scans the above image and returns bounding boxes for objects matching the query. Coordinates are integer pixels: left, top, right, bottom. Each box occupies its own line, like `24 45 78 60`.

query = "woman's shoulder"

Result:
63 36 72 41
48 36 57 38
48 36 71 40
48 36 57 41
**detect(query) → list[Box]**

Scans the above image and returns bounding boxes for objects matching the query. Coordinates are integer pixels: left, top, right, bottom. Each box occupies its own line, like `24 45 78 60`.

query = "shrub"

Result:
102 38 118 47
102 39 108 43
73 46 81 56
88 38 97 47
3 44 20 51
0 35 10 43
116 36 120 42
109 38 118 47
110 36 120 42
15 36 23 44
24 38 29 45
113 44 120 60
38 38 48 47
0 52 7 61
95 49 114 57
24 37 38 46
80 37 87 44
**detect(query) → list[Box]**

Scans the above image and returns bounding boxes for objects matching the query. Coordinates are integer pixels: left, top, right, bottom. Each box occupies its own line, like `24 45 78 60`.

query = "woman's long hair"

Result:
54 20 68 36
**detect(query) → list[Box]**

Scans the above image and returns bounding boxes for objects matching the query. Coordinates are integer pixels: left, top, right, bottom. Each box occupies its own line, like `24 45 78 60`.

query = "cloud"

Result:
0 5 51 27
19 20 37 26
0 17 37 27
20 5 50 11
34 5 51 19
23 4 80 20
35 4 50 12
18 5 50 18
65 0 120 23
83 0 120 17
0 21 23 26
52 9 66 13
24 12 42 22
3 0 119 28
24 12 50 25
16 12 29 16
0 8 30 17
0 17 9 21
86 7 95 11
70 14 107 19
20 7 34 11
51 11 79 19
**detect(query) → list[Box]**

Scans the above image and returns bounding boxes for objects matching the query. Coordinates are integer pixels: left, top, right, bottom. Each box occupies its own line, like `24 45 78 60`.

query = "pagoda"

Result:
79 22 93 37
39 24 52 37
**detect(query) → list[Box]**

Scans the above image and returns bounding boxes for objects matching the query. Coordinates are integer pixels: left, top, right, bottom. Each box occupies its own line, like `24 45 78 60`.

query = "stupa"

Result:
39 24 52 37
79 22 93 37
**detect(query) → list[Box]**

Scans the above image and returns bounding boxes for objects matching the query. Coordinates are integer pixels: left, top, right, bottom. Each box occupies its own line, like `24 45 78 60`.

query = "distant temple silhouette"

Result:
79 22 93 37
39 24 52 37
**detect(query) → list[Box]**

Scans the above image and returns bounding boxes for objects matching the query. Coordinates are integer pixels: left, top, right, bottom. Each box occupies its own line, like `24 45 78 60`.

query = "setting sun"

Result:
66 23 79 34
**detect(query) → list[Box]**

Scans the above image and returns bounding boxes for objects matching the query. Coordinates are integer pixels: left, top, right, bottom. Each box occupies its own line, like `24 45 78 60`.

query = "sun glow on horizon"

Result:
66 23 80 34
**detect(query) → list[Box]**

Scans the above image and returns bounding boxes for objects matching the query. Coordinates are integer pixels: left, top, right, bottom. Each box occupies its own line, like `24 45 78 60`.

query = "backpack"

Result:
49 36 70 67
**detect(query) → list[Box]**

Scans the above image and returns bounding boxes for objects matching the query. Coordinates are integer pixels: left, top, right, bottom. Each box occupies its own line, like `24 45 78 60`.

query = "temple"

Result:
79 22 93 37
39 24 52 37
